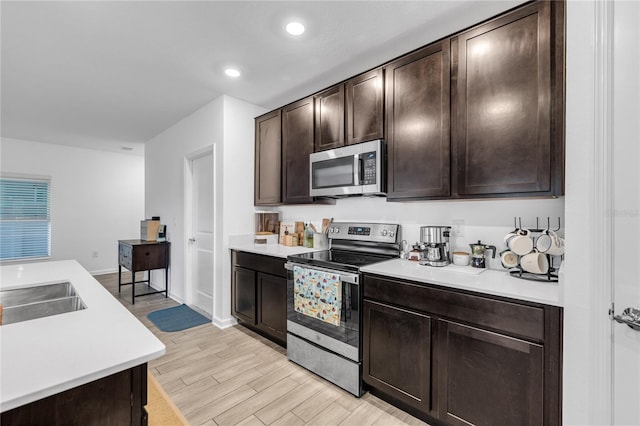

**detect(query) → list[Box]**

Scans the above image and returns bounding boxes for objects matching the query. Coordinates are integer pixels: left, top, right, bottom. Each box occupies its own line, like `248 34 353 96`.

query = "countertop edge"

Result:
0 347 166 413
361 259 562 307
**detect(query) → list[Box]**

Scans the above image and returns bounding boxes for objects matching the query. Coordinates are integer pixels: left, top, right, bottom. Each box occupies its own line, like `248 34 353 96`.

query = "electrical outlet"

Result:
451 219 465 237
92 251 99 258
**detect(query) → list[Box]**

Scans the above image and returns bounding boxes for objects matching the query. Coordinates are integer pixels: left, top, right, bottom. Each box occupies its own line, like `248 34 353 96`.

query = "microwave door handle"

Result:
353 155 364 185
353 155 360 185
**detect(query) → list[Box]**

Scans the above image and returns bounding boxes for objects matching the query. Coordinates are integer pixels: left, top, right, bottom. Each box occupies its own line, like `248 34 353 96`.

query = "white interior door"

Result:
611 1 640 424
189 151 214 317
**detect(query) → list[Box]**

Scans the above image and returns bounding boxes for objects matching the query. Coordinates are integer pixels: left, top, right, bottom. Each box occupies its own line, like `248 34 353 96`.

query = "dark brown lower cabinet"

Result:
1 364 147 425
363 273 561 426
438 320 544 426
232 265 257 325
363 300 433 415
231 250 287 346
256 272 287 343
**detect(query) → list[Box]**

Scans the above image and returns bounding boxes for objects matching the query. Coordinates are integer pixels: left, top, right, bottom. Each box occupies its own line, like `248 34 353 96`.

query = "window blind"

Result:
0 178 51 261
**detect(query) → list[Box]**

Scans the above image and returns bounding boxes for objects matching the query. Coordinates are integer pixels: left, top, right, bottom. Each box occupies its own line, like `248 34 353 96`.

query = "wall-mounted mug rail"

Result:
612 307 640 331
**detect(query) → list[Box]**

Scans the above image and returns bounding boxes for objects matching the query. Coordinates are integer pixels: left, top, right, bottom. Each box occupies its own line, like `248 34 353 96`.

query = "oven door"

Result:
285 262 361 362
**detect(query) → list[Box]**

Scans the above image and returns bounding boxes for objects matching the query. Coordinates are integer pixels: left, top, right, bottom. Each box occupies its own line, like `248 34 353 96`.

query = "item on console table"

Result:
141 218 161 241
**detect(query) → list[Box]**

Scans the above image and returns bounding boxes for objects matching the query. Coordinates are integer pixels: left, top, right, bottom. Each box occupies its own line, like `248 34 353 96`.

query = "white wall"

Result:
145 96 224 304
277 197 564 268
0 137 144 274
217 96 267 323
145 95 266 325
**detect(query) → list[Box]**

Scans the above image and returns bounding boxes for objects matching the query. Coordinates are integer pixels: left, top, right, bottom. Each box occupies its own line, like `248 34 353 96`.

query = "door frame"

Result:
184 145 217 315
592 0 614 422
564 1 614 424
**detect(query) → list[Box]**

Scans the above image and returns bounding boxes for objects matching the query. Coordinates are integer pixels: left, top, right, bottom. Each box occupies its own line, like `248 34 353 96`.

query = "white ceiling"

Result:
1 1 523 156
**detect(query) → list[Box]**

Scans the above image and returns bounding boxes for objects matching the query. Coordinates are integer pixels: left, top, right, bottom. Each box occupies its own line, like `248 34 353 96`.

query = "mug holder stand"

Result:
508 255 559 282
507 216 562 283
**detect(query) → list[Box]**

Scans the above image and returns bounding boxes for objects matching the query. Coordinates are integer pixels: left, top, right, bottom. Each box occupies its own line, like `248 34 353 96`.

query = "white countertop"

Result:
229 234 320 258
0 260 166 412
361 259 562 307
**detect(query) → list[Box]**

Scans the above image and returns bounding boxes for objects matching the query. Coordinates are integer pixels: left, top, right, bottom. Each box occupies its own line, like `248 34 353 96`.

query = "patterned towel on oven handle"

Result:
293 265 342 326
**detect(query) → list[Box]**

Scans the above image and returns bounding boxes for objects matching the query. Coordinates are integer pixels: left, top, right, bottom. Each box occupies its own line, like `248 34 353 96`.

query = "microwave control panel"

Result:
361 152 377 185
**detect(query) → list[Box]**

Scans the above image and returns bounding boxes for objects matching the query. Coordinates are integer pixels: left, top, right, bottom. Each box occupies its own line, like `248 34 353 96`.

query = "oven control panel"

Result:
348 226 371 236
328 222 400 243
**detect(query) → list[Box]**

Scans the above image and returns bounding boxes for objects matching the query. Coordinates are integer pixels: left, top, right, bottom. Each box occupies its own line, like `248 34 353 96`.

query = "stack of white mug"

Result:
501 229 565 275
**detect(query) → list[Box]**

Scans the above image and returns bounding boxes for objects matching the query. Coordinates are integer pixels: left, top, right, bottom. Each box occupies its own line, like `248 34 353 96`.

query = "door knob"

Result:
612 307 640 331
188 238 196 243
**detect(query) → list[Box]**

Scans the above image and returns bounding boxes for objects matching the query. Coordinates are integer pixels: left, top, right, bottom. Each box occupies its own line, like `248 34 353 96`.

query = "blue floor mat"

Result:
147 304 209 332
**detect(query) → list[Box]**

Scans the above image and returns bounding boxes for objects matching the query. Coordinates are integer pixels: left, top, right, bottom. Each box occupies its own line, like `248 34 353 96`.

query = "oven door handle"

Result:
285 262 359 285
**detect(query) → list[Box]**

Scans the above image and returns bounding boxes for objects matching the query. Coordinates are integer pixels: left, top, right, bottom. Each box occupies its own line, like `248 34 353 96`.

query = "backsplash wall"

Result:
270 195 565 270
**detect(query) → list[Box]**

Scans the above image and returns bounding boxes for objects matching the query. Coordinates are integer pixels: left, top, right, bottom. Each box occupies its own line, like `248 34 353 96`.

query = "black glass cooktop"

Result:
287 249 392 273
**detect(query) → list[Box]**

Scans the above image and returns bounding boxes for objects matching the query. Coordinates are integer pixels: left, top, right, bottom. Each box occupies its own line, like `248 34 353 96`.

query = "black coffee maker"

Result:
469 240 496 268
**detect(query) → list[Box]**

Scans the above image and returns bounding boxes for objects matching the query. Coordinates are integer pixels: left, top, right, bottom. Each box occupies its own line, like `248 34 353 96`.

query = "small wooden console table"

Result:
118 240 170 304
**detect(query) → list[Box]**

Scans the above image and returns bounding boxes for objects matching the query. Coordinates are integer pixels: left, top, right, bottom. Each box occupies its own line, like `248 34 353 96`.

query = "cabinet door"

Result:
385 41 451 199
232 266 256 325
314 85 345 151
346 69 384 145
438 320 544 426
254 110 281 205
256 272 287 344
363 300 432 415
453 1 552 196
282 97 314 204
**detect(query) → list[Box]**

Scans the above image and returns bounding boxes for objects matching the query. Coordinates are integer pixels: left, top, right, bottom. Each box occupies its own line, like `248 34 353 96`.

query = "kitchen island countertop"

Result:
0 260 166 412
361 258 562 307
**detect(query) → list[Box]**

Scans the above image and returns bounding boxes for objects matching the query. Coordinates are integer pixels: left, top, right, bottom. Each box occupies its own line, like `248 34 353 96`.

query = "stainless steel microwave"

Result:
309 139 385 198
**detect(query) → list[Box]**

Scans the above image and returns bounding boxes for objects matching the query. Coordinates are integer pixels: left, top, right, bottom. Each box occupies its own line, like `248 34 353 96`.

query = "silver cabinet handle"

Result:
613 307 640 331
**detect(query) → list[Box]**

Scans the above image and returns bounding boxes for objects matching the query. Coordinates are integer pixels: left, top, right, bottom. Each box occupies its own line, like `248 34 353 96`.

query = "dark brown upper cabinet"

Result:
346 69 384 145
282 97 315 204
254 110 281 205
314 85 345 151
314 69 385 152
453 1 560 197
385 41 451 200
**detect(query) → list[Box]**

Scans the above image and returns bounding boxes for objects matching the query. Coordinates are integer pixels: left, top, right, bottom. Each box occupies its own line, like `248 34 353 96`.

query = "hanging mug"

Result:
499 250 518 269
536 230 565 256
504 229 533 256
521 251 550 274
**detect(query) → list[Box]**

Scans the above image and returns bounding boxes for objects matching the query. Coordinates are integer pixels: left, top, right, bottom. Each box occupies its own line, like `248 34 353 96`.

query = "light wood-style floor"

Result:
96 272 428 426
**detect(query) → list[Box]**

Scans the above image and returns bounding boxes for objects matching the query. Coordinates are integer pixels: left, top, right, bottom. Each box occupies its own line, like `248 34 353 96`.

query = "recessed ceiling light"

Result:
286 21 305 36
225 68 241 78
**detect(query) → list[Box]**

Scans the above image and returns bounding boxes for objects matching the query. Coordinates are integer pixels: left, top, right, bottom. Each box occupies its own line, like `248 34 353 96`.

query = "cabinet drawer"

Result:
133 246 167 271
233 251 286 278
363 274 544 342
119 244 133 269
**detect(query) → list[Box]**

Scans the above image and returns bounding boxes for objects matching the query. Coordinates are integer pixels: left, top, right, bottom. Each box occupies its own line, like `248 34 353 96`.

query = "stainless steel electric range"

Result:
285 222 400 396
